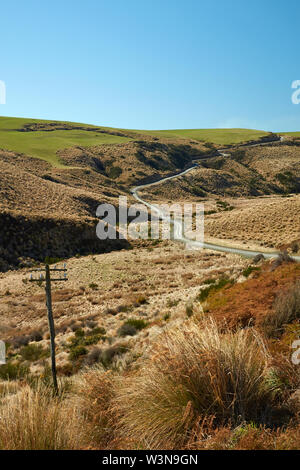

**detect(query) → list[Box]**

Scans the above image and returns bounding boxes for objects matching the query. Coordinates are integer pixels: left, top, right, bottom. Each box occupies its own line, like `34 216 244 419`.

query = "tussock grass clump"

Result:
197 277 233 303
263 281 300 337
113 320 277 449
73 367 116 448
271 250 295 270
242 265 260 278
117 319 148 337
20 343 49 361
187 422 300 450
0 362 29 381
0 383 82 450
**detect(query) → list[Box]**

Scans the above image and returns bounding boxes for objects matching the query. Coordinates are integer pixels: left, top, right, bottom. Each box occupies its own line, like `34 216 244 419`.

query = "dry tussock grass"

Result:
0 382 83 450
263 280 300 337
111 319 277 449
72 367 117 448
0 315 298 450
187 422 300 450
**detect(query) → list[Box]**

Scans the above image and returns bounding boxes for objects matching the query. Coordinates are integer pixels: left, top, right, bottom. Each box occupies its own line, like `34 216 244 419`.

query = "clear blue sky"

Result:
1 0 300 131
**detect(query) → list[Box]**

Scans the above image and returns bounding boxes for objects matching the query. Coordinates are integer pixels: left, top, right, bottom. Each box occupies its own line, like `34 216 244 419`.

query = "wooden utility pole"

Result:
29 263 68 394
45 264 58 393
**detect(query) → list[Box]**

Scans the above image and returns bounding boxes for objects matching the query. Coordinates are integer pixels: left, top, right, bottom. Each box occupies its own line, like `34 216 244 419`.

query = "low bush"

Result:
100 344 129 368
197 277 233 303
0 383 82 449
263 281 300 337
0 362 29 381
185 302 194 318
20 344 49 362
242 266 260 278
28 330 43 342
271 251 295 270
125 318 148 331
117 323 137 337
89 283 98 290
69 345 87 361
107 166 122 179
73 367 116 447
113 319 278 449
11 335 30 349
83 347 103 366
90 327 106 336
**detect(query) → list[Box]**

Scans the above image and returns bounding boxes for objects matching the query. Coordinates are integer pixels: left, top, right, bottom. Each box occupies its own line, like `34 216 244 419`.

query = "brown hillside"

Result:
205 261 300 330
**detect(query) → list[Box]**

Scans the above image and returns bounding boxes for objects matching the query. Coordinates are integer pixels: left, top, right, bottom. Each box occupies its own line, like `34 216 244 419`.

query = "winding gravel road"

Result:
131 137 300 261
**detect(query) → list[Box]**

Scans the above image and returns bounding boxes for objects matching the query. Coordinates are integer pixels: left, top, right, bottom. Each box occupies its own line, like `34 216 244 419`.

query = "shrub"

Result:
291 241 299 253
70 322 83 332
0 362 29 381
11 335 30 349
69 345 88 361
28 330 43 342
82 334 102 346
117 318 148 338
271 251 295 270
90 327 106 336
242 266 260 278
113 320 277 449
124 318 148 331
203 278 216 285
107 166 122 179
73 367 116 447
69 326 106 353
186 302 194 318
83 347 103 366
117 323 137 337
75 328 85 338
20 344 49 362
100 344 129 368
263 281 300 337
86 320 97 329
89 283 98 290
0 383 82 449
231 149 246 163
116 304 131 313
197 277 233 303
134 295 148 306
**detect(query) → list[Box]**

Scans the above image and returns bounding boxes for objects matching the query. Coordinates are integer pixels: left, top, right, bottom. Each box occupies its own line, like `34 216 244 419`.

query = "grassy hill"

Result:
132 127 270 145
0 115 299 270
0 116 280 167
0 117 132 167
281 131 300 138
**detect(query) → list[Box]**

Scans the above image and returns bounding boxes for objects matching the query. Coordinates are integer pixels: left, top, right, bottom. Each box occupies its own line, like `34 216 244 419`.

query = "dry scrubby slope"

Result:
0 117 299 270
1 257 300 449
147 142 300 199
145 140 300 251
0 116 221 217
0 119 217 270
0 149 124 217
204 195 300 249
0 243 247 350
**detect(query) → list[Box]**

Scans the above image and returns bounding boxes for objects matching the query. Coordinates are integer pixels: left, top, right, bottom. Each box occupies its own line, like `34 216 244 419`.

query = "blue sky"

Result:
1 0 299 131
